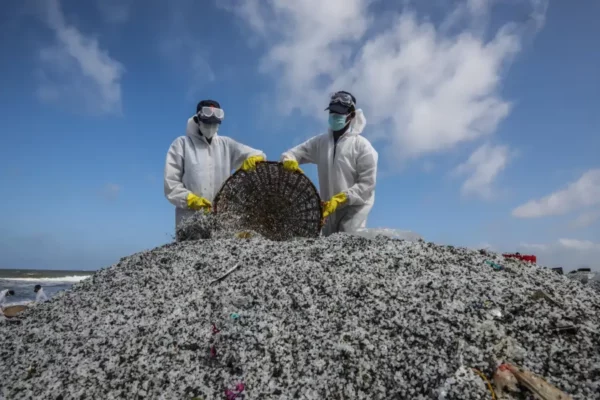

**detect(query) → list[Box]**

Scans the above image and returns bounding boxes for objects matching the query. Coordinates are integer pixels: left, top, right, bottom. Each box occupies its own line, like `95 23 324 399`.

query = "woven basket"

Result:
214 162 322 241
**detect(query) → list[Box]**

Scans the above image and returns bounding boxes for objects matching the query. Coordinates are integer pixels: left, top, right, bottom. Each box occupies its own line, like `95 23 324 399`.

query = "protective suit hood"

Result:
333 109 366 137
186 116 216 142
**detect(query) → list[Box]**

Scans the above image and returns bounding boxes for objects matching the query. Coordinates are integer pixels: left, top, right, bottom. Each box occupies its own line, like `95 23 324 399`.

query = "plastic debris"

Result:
531 290 562 308
496 363 574 400
471 368 496 400
554 325 579 335
493 365 519 395
230 313 240 320
502 253 537 263
2 235 598 399
488 308 503 319
209 264 241 285
485 260 504 270
225 382 245 400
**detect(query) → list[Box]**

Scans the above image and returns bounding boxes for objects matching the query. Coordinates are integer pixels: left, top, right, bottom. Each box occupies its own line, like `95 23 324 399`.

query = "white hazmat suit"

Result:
36 287 48 302
0 289 9 307
281 109 378 236
164 117 266 229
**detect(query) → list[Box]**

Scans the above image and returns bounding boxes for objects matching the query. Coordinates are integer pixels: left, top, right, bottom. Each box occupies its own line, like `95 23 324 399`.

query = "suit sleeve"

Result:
344 139 378 206
164 137 191 209
280 136 320 164
228 138 266 170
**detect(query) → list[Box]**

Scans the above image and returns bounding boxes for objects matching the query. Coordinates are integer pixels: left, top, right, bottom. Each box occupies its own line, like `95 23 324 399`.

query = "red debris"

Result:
502 253 537 263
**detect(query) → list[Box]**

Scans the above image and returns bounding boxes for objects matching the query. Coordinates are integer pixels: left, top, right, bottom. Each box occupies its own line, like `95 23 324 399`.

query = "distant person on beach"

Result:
280 91 378 236
0 289 15 307
34 285 48 302
164 100 266 231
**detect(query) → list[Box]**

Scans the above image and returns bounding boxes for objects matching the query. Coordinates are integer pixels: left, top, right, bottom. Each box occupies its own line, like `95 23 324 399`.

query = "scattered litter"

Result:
493 364 519 396
485 260 504 270
488 308 503 320
502 253 537 263
554 325 579 335
209 264 241 285
497 363 574 400
1 234 598 399
471 368 496 400
531 290 562 308
230 313 240 320
225 382 245 400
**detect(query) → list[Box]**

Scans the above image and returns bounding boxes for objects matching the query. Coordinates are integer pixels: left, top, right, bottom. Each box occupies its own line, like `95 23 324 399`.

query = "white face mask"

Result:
198 121 219 139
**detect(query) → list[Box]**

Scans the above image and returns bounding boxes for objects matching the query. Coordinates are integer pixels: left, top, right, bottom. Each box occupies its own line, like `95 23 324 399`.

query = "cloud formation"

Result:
36 0 125 114
224 0 547 161
570 210 600 229
512 169 600 218
454 143 510 199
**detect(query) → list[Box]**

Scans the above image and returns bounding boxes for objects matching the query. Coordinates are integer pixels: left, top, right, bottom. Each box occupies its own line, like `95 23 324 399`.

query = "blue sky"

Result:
0 0 598 271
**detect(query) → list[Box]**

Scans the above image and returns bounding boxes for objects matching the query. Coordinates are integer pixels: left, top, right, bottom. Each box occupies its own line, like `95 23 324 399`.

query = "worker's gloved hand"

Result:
282 159 304 174
240 155 265 171
322 192 348 219
187 193 212 212
235 231 253 239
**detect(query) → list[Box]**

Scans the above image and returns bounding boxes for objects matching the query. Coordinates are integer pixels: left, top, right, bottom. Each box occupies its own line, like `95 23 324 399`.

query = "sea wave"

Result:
1 300 34 307
0 275 91 283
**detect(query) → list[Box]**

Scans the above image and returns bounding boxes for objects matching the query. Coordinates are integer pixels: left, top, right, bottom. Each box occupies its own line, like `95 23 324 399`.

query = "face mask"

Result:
198 121 219 139
328 114 349 131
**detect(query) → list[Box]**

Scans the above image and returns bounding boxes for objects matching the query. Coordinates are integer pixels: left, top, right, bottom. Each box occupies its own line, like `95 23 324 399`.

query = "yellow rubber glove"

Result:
235 231 253 239
322 192 348 219
240 155 265 171
282 159 304 174
187 193 212 212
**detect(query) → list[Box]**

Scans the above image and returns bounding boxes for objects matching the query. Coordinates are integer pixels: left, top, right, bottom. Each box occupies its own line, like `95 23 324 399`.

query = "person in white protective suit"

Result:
280 91 378 236
164 100 266 231
0 289 15 307
34 285 48 302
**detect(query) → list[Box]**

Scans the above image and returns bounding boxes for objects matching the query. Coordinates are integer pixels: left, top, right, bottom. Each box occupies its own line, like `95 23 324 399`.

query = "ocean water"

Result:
0 269 93 306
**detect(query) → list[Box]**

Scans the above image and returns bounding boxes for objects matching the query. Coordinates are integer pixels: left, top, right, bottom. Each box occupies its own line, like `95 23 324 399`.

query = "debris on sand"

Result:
1 233 599 399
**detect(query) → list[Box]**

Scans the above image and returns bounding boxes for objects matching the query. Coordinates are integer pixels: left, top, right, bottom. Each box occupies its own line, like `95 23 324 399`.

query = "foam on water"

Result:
0 275 91 283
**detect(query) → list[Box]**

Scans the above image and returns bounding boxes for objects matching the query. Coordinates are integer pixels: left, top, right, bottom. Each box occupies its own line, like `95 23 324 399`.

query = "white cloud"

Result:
558 238 600 251
36 0 125 114
512 169 600 218
570 210 600 229
223 0 547 159
453 143 510 199
519 239 600 271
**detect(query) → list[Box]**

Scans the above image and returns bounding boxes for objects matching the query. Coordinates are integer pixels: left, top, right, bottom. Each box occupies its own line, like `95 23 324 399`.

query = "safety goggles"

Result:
329 92 355 107
197 106 225 121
